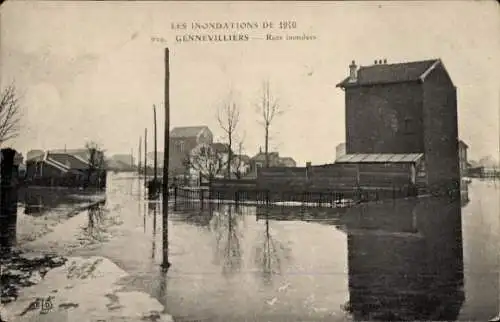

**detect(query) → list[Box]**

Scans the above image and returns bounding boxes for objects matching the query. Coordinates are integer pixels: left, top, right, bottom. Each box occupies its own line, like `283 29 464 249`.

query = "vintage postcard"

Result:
0 1 499 321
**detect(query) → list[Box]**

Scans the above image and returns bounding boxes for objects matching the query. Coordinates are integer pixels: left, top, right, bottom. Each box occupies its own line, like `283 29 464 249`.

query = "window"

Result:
403 117 414 134
177 141 185 152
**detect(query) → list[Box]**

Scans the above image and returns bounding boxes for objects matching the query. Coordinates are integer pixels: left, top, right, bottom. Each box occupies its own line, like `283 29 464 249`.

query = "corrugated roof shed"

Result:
337 59 440 88
335 153 424 164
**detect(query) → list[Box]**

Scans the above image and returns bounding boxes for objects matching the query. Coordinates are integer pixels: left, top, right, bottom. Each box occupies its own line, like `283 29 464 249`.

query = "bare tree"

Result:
0 84 21 145
217 94 240 178
85 141 105 189
256 80 283 168
186 144 225 182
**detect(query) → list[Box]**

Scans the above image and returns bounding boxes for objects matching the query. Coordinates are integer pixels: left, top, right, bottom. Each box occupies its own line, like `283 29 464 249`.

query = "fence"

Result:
170 182 419 208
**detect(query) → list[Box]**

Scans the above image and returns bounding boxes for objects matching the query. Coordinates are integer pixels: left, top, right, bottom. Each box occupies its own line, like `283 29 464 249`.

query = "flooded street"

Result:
19 173 500 321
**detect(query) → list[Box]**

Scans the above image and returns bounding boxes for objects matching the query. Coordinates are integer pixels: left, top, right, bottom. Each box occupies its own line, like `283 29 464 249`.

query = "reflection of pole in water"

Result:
152 203 157 259
143 198 147 234
155 267 167 301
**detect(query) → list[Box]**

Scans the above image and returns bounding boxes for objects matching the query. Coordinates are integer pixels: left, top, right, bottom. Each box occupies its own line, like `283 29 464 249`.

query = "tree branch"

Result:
0 84 21 145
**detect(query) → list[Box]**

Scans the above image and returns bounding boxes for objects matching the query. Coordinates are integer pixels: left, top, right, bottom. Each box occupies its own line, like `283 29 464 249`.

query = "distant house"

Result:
211 143 251 178
249 148 281 175
336 58 460 191
186 142 251 180
247 148 297 178
233 154 251 178
170 126 213 177
107 154 135 171
279 157 297 167
25 149 106 188
26 150 44 161
458 140 468 177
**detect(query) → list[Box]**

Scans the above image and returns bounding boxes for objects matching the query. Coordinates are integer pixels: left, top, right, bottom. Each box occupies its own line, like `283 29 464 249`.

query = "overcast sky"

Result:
1 1 498 165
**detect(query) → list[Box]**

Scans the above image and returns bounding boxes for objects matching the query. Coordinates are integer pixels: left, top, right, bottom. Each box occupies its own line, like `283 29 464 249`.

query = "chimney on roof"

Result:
348 60 357 83
259 146 262 154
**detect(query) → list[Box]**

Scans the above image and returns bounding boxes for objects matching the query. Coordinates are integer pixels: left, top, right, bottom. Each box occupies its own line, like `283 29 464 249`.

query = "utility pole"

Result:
144 128 148 185
138 136 142 175
162 47 171 270
130 148 134 171
154 104 158 188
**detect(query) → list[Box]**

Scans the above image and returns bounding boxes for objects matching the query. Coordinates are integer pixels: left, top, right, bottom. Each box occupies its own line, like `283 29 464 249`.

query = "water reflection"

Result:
83 200 107 240
342 197 464 321
149 202 158 260
461 179 470 207
20 186 104 215
209 205 243 275
171 202 215 227
254 210 292 285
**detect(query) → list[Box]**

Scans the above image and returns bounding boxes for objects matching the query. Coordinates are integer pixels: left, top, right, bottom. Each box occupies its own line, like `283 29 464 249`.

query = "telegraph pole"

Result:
162 47 171 270
153 104 158 189
130 148 134 171
144 128 148 185
138 136 142 175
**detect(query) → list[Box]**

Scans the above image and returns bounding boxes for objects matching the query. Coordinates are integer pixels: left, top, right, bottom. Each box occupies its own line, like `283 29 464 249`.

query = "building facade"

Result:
169 126 213 176
337 59 460 191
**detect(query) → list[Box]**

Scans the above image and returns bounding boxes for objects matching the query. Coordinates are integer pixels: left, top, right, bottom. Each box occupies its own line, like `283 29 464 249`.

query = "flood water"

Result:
19 174 500 321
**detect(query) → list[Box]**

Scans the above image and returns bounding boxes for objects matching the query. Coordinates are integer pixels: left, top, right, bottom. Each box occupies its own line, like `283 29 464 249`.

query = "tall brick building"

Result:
336 59 460 190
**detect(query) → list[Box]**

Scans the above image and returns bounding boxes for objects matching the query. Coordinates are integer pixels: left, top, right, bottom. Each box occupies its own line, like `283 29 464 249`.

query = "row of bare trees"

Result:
186 80 283 181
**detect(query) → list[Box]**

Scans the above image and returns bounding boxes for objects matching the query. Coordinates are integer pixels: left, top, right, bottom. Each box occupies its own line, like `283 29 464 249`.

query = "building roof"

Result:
279 157 296 163
251 152 279 162
170 126 210 138
336 59 441 88
211 142 231 154
47 149 93 163
335 153 424 164
236 154 251 163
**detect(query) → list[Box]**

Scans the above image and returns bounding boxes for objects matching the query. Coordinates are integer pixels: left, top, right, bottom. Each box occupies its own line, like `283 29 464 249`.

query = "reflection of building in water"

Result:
460 180 470 207
20 186 88 215
344 197 464 320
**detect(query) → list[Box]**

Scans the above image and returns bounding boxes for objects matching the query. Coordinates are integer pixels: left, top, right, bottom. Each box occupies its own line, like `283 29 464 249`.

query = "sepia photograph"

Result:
0 1 499 321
